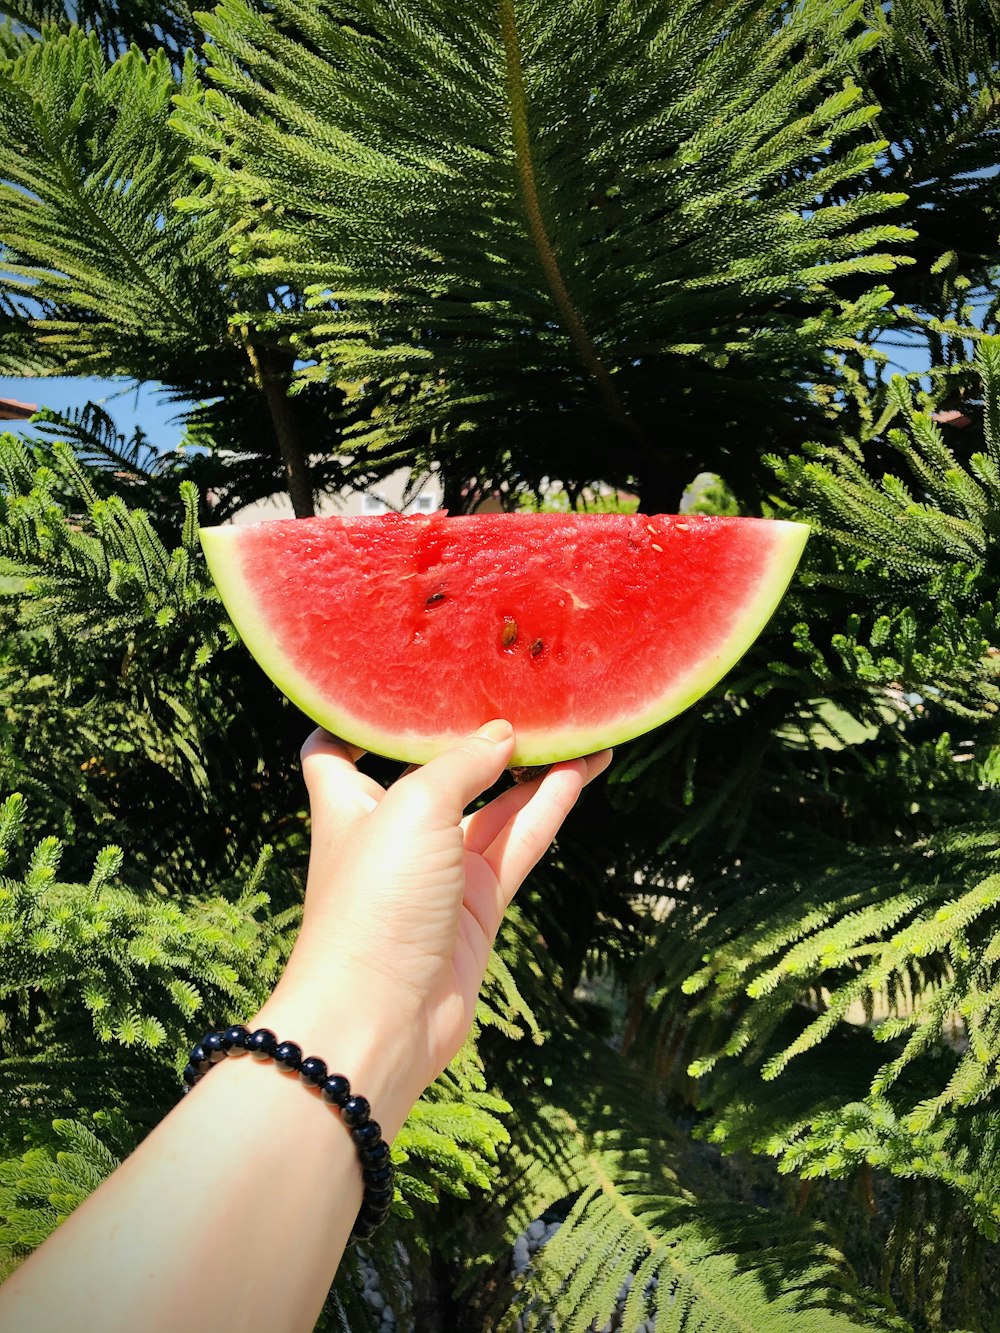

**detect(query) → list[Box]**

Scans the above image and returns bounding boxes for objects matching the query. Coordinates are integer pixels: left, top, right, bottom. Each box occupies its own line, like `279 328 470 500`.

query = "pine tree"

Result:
0 13 338 516
1 1 199 60
178 0 914 512
4 3 1000 1331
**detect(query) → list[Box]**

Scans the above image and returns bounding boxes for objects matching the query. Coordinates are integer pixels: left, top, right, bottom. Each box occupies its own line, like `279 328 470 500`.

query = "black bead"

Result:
359 1199 391 1228
204 1031 228 1063
361 1141 390 1170
299 1056 328 1087
360 1189 392 1210
245 1027 278 1058
189 1041 211 1073
363 1163 394 1189
350 1218 379 1241
364 1185 394 1208
351 1120 381 1148
273 1041 303 1071
182 1062 201 1086
223 1025 250 1050
321 1074 351 1106
342 1095 370 1127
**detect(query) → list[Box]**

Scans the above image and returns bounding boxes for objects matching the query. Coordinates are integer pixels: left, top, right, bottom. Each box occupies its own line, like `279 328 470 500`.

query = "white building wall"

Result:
226 469 443 526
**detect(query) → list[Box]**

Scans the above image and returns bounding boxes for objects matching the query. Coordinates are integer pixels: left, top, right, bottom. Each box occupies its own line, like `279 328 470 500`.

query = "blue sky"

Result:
0 375 187 445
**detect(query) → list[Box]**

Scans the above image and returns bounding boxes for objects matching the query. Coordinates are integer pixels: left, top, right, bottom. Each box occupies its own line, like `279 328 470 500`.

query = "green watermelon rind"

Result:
200 519 809 766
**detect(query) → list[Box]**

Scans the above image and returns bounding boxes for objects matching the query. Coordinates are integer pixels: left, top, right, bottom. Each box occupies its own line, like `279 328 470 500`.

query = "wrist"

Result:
247 963 427 1143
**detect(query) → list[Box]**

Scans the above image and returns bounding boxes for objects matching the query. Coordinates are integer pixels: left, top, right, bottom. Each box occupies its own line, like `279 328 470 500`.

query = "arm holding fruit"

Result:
0 720 610 1333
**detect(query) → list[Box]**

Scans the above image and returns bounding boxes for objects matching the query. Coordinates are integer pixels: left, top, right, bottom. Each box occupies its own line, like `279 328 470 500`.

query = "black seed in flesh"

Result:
425 592 446 607
530 639 544 657
501 619 518 648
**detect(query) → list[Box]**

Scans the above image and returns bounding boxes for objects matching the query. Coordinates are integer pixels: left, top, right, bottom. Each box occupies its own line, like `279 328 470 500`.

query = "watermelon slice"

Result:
200 513 807 765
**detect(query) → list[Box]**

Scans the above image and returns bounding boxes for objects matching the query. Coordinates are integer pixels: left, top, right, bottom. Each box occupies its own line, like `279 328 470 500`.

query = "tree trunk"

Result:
245 342 315 518
409 1247 460 1331
633 455 698 515
440 471 477 514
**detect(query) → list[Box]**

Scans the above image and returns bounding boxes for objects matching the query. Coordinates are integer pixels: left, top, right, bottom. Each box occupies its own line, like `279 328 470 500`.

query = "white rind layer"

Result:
200 520 809 766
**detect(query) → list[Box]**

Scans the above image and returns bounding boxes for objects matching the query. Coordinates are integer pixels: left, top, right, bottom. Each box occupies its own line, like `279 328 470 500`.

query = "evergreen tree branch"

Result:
0 2 199 60
182 0 912 505
477 1038 906 1333
497 0 654 461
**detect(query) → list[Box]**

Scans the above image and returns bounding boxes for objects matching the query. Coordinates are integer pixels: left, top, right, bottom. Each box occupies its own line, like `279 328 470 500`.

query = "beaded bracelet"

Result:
181 1024 393 1242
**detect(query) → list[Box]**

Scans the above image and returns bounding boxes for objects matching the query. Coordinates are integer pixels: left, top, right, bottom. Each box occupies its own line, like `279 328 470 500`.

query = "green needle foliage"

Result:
178 0 913 509
3 3 1000 1330
848 0 1000 312
472 1039 908 1333
0 33 220 374
1 2 199 60
610 341 1000 1328
0 20 345 516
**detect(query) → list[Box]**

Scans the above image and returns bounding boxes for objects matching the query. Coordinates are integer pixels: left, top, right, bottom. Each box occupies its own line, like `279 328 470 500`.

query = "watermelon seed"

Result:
425 592 446 607
501 619 518 648
530 638 545 657
651 543 663 552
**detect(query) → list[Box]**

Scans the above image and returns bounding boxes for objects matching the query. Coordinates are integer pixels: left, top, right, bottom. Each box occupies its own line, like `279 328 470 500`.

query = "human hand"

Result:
277 720 611 1099
0 722 610 1333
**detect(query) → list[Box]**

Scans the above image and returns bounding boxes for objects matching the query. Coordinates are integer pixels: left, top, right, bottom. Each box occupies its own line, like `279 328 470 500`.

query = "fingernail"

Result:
477 719 514 742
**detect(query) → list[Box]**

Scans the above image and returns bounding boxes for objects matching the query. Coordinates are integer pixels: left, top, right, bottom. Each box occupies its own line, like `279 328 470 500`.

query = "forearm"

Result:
0 969 423 1333
0 725 598 1333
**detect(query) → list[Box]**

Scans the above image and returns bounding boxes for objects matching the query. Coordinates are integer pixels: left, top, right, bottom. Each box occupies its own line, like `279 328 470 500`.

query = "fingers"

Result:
484 749 613 905
301 722 610 870
300 728 367 768
462 747 612 855
300 728 383 833
385 720 516 827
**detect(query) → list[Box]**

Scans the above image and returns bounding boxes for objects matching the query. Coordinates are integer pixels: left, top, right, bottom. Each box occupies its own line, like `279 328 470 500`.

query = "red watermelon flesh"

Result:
200 512 808 765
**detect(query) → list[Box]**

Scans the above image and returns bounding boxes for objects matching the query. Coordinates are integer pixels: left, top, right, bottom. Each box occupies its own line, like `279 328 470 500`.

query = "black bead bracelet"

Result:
182 1025 393 1243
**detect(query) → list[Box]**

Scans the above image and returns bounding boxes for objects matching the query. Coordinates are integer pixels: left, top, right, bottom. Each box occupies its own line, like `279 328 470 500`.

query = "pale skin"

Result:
0 719 611 1333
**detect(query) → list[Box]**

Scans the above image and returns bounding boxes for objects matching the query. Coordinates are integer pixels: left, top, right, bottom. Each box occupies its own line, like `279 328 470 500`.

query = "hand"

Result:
0 722 611 1333
279 720 611 1096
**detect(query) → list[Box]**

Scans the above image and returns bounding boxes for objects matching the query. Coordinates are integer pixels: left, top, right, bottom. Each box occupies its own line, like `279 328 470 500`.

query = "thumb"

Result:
386 720 516 827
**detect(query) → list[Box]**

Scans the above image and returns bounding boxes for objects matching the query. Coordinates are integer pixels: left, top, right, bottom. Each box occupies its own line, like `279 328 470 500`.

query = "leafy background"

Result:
3 2 1000 1330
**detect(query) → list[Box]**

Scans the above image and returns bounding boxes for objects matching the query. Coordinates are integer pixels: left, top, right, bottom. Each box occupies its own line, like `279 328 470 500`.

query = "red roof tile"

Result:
931 409 973 428
0 397 37 421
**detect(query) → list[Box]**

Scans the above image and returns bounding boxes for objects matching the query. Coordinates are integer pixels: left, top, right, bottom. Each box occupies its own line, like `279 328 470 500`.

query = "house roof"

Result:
0 396 37 421
931 408 973 428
